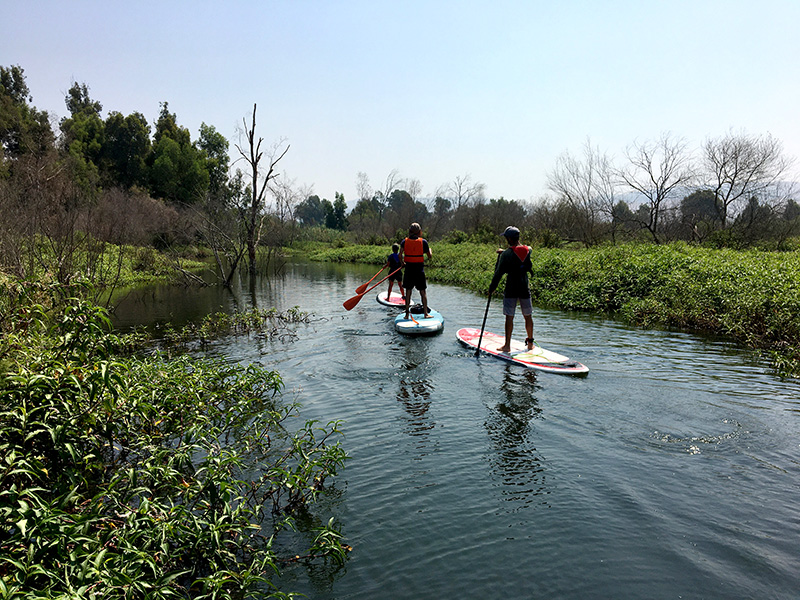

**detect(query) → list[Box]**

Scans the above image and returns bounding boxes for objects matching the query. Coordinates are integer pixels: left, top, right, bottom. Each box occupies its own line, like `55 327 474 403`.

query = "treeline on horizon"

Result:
3 63 800 290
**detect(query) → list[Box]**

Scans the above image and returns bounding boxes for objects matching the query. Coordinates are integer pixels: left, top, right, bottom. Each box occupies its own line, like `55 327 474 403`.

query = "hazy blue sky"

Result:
4 0 800 204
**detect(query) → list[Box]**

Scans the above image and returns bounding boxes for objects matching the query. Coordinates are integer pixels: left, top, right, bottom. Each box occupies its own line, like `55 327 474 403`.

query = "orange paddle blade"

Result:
355 266 387 294
343 292 365 311
343 266 403 311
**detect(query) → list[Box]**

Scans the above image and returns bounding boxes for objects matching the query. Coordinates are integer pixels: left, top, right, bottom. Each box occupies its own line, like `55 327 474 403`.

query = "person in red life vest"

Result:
488 226 534 352
385 242 405 300
398 222 432 319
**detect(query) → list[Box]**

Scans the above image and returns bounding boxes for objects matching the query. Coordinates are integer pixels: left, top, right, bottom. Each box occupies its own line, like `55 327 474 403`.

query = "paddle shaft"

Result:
476 252 501 357
343 266 403 310
475 293 492 357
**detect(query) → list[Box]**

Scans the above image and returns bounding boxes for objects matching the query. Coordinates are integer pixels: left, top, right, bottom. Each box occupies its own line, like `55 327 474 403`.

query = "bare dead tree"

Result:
618 133 695 244
234 104 289 279
701 130 795 228
547 138 618 246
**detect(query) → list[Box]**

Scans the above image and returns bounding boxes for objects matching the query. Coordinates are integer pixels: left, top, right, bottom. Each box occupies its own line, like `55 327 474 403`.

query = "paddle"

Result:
355 265 387 295
343 267 403 311
476 253 501 357
475 290 492 357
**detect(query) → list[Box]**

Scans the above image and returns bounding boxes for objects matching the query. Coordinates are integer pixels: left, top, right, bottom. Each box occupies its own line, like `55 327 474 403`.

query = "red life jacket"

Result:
512 245 531 263
404 237 425 263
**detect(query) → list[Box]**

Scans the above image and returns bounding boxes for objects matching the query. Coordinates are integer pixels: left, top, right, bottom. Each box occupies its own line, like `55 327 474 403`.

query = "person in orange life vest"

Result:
488 226 534 353
385 242 405 300
398 222 432 319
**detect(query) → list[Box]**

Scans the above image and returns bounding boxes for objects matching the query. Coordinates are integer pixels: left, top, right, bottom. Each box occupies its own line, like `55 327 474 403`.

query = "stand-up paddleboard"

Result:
456 327 589 376
377 291 406 307
395 309 444 335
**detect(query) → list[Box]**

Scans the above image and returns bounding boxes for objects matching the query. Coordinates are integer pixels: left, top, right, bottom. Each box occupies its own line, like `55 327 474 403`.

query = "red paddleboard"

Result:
456 327 589 376
377 291 406 306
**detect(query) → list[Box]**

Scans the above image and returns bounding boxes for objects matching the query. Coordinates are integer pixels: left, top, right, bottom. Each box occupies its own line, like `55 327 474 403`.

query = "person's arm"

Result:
425 240 432 260
488 251 506 294
398 242 405 265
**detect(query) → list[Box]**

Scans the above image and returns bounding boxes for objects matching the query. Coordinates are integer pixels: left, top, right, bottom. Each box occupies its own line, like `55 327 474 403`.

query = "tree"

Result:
437 174 485 232
59 82 105 193
680 189 720 242
618 133 694 243
197 122 230 202
0 65 54 164
234 103 289 279
102 111 151 189
149 103 209 204
547 139 618 247
701 131 794 229
296 194 326 226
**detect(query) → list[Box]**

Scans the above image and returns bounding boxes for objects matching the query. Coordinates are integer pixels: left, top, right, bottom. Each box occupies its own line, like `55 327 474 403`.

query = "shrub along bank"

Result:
307 241 800 374
0 282 349 599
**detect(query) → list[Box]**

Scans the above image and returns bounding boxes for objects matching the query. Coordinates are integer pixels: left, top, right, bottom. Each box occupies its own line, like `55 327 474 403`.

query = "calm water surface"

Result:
113 259 800 599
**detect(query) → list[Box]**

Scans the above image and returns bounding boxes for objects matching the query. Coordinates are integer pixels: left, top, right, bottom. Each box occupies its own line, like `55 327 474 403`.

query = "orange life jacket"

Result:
403 237 425 263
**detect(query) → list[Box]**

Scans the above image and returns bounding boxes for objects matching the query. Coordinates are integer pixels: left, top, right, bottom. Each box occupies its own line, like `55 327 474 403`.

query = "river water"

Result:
112 259 800 600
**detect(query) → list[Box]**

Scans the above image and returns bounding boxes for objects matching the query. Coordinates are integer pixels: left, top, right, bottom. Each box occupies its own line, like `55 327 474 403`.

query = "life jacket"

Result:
404 237 425 263
512 245 531 264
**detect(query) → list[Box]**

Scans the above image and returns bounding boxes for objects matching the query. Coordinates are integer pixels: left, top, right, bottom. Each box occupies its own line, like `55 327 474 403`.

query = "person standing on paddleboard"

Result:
385 243 405 301
489 226 534 353
399 222 432 319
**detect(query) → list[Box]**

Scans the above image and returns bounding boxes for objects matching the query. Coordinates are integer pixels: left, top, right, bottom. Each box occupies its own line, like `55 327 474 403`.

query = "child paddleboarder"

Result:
399 223 432 319
386 243 404 301
488 226 534 353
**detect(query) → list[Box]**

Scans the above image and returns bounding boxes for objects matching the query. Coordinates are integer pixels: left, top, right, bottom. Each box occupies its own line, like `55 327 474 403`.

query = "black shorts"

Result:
388 270 403 282
403 265 427 291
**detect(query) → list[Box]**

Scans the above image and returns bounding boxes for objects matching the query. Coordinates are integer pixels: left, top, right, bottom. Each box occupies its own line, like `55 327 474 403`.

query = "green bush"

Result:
0 287 349 598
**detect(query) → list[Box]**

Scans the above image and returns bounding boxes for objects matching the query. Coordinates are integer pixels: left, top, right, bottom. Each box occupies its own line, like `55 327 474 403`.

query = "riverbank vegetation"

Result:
0 282 349 598
307 240 800 375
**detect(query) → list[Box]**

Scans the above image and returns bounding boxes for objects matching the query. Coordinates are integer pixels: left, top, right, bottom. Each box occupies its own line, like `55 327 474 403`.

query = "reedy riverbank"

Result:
303 240 800 375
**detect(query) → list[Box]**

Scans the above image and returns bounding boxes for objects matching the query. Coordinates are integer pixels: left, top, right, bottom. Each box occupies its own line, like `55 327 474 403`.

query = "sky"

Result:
3 0 800 205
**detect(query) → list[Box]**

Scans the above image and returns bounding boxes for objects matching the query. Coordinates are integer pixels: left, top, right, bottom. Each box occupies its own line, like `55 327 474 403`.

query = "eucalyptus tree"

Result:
149 102 209 205
618 132 695 244
701 131 794 229
102 111 151 188
59 82 105 193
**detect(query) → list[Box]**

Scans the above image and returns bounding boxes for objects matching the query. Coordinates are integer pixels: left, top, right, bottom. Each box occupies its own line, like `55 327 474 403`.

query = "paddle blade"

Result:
343 293 364 311
355 266 386 294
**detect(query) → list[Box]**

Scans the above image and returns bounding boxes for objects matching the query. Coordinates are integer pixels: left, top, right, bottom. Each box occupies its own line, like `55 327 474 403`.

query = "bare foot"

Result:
497 345 511 353
423 314 431 319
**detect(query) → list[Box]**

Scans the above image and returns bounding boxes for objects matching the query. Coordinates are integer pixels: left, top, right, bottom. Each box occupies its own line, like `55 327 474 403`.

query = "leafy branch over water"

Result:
0 283 349 599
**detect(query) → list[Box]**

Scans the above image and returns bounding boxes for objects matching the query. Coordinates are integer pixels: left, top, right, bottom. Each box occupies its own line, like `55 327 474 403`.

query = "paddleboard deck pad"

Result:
456 327 589 375
395 309 444 335
377 291 406 306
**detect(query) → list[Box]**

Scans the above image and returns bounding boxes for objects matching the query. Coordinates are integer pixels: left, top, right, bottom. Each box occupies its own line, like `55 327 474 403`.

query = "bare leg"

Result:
498 315 513 353
404 287 412 318
524 314 534 349
420 289 430 318
387 280 394 298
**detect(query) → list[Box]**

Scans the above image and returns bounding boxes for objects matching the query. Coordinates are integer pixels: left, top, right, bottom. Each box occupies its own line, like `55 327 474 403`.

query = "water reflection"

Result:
395 339 437 444
484 367 549 512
